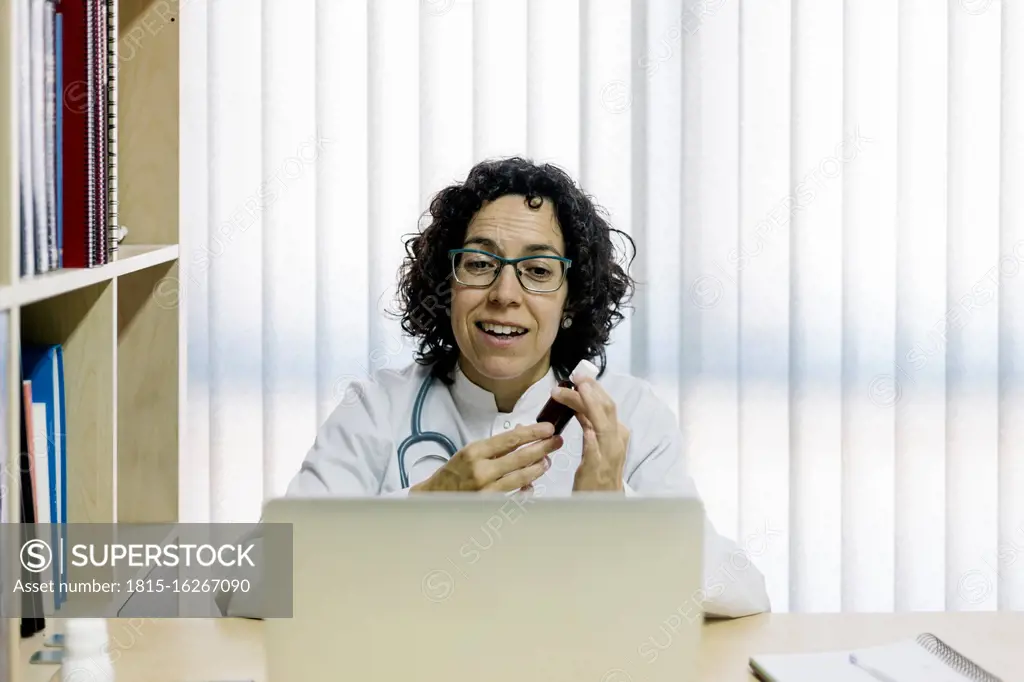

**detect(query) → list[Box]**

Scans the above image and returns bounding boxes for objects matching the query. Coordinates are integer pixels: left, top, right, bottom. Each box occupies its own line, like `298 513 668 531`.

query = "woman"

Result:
280 157 770 619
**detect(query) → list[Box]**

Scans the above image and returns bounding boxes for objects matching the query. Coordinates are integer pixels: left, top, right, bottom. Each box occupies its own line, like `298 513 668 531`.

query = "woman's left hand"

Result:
549 377 630 492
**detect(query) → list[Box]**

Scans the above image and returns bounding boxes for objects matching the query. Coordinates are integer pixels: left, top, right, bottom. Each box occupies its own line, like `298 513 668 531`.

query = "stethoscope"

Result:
396 374 459 488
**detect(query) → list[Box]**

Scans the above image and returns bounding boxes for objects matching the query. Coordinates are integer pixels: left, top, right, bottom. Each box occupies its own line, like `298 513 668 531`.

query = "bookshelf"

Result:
0 0 182 678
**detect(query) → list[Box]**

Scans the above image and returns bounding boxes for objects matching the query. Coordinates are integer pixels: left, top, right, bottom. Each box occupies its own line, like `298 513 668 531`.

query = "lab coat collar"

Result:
451 362 558 419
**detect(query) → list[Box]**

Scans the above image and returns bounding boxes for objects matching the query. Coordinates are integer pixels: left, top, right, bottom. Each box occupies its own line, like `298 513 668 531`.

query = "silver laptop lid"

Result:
263 494 705 682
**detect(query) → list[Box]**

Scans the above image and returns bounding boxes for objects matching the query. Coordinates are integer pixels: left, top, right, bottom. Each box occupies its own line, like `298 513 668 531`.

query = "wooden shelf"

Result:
1 0 183 673
0 244 179 310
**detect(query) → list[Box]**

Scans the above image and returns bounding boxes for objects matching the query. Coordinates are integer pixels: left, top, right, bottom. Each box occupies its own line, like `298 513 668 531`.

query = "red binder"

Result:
57 0 109 268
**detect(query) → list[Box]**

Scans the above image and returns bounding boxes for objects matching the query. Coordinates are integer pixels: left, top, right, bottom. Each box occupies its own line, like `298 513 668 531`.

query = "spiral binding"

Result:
915 633 1003 682
44 0 58 270
95 0 108 265
85 0 96 268
106 0 118 261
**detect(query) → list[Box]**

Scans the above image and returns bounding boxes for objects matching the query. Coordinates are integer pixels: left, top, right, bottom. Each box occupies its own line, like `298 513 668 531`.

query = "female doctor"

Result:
252 157 768 619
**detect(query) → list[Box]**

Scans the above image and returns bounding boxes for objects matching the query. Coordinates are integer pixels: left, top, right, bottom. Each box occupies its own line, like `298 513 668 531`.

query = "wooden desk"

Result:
18 612 1024 681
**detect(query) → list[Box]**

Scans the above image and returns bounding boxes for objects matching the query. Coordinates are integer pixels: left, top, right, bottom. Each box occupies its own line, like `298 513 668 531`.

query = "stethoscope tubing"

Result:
396 374 459 489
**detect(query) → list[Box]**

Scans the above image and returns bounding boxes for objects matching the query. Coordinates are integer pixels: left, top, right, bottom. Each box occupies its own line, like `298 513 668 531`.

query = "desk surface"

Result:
18 612 1024 682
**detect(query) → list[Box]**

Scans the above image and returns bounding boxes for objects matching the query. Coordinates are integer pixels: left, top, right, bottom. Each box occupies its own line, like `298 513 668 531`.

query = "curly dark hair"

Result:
393 157 636 385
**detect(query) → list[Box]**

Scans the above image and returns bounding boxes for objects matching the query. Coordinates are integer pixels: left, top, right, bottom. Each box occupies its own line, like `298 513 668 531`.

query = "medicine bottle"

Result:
61 618 115 682
536 359 600 435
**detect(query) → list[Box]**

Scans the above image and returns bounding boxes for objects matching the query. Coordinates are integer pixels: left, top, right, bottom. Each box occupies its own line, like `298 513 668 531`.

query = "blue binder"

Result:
22 344 67 609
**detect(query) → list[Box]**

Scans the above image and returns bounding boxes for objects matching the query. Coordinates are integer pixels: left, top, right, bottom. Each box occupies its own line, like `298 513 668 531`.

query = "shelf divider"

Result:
117 261 179 524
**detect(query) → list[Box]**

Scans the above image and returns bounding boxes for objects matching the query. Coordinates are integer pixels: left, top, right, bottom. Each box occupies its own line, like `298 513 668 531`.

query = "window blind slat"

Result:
790 0 844 614
315 0 371 426
946 1 1002 612
263 0 318 499
738 0 793 614
841 0 899 612
208 0 264 523
893 0 948 613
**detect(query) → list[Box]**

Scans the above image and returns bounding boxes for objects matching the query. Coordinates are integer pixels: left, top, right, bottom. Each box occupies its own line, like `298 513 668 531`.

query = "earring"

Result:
561 316 573 329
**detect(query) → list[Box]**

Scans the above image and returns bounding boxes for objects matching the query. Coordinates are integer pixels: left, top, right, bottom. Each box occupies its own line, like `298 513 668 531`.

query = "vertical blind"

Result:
181 0 1024 612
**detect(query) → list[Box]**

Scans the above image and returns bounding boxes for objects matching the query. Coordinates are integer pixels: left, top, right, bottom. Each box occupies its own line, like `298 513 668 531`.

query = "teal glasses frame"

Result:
448 248 573 293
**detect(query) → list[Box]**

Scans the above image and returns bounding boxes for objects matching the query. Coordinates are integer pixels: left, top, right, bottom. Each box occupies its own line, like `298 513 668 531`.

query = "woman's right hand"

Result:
410 422 562 493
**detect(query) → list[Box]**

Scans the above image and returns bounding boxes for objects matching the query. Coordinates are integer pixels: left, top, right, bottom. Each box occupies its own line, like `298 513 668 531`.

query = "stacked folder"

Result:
13 0 120 275
0 327 69 636
15 340 68 636
23 343 68 605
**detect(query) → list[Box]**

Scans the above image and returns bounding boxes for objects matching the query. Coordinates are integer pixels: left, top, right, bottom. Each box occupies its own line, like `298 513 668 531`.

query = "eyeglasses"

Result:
448 248 572 293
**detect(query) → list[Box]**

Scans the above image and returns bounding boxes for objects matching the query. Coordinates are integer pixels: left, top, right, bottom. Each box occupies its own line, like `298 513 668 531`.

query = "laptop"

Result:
259 493 706 682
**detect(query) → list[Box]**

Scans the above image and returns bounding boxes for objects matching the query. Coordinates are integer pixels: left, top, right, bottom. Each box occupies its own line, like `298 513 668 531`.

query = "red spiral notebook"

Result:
57 0 117 268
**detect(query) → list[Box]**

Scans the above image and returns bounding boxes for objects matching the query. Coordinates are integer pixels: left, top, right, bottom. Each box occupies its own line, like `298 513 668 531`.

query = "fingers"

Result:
550 379 617 435
465 422 555 461
489 434 563 478
582 423 599 452
573 378 617 436
485 457 550 493
550 385 586 413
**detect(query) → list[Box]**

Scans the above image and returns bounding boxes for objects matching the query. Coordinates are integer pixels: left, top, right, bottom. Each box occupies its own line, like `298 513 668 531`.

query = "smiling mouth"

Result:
476 321 528 338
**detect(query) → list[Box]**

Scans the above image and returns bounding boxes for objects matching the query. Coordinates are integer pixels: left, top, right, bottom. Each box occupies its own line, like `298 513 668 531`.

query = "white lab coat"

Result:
263 360 771 619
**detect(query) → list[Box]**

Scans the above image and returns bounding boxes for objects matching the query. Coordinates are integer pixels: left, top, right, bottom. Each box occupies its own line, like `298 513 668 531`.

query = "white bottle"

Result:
61 619 115 682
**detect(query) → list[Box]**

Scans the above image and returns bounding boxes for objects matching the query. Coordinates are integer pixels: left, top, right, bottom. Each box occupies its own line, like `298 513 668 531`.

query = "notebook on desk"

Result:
750 632 1003 682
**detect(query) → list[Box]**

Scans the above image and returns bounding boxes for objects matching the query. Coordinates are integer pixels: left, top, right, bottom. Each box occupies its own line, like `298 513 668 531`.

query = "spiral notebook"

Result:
750 632 1003 682
53 0 118 269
